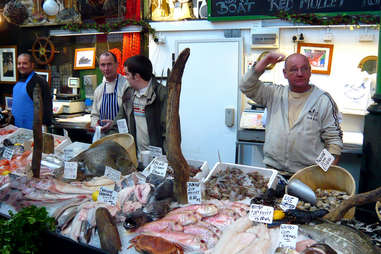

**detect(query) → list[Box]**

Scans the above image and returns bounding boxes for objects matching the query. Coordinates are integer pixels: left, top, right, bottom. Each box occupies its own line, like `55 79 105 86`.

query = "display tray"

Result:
204 162 278 189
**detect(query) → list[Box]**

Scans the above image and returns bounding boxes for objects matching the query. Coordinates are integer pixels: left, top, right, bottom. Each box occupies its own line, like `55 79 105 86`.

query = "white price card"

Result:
117 119 129 134
2 147 14 160
64 148 75 161
315 148 335 172
279 224 298 249
104 166 121 182
98 187 118 206
148 145 163 158
63 128 69 138
249 204 274 224
280 194 299 211
64 162 78 179
187 182 202 204
150 159 168 177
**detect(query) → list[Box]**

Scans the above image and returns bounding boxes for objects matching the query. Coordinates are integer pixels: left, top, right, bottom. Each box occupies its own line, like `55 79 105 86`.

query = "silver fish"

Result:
299 222 381 254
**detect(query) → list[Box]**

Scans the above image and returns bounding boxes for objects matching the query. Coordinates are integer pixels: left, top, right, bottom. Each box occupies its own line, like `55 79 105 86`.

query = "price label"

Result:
64 162 78 179
280 194 299 211
315 148 335 172
117 119 129 134
249 204 274 224
148 146 163 158
187 182 202 204
64 148 75 161
279 224 298 249
2 147 14 160
150 159 168 177
104 166 121 182
63 128 69 138
98 187 118 206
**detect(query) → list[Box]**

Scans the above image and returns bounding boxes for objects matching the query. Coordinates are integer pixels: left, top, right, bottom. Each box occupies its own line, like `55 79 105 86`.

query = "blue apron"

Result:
99 75 119 125
12 72 35 130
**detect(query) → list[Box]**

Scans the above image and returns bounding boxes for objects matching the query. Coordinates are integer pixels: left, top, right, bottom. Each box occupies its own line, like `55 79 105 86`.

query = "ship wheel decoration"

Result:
29 36 60 65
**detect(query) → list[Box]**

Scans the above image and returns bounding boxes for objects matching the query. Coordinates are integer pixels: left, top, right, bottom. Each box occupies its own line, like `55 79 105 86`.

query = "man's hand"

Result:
255 52 285 74
88 119 113 133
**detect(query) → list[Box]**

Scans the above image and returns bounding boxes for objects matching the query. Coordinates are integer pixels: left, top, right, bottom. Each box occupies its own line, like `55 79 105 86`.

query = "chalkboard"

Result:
209 0 381 20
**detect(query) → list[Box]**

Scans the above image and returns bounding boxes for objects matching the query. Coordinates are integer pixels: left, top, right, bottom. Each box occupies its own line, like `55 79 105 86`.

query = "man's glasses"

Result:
287 66 310 74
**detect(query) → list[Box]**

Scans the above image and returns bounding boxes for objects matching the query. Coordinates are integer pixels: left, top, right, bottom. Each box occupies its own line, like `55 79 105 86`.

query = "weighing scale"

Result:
53 77 85 116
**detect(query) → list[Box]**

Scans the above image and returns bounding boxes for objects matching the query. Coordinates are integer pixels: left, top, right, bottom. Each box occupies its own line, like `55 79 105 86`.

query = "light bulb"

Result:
43 0 59 16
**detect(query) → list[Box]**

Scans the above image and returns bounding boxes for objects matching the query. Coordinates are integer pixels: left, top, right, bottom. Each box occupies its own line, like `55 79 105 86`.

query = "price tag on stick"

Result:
249 204 274 224
315 148 335 172
104 166 121 182
2 147 14 160
64 162 78 179
98 187 118 206
150 159 168 177
117 119 129 133
280 194 299 211
187 182 202 204
148 146 163 158
279 224 298 249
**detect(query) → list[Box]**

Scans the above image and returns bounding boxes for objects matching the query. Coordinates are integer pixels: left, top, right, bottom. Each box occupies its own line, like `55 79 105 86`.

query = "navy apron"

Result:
12 71 35 130
99 75 119 125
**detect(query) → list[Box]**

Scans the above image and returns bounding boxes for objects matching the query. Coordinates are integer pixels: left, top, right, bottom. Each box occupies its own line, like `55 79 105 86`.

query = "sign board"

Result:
209 0 381 20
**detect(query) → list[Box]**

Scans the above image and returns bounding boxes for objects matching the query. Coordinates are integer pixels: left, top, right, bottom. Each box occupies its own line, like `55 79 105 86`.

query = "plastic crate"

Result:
204 162 278 189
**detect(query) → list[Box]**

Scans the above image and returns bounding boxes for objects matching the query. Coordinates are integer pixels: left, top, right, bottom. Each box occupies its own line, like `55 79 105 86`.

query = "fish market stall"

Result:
0 49 381 254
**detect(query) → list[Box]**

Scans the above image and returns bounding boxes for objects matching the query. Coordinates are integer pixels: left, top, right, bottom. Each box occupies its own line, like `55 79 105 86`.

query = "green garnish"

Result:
0 206 56 254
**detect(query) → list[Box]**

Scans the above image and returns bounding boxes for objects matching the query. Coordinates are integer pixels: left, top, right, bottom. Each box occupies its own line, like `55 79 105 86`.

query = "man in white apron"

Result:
90 52 128 131
12 53 52 130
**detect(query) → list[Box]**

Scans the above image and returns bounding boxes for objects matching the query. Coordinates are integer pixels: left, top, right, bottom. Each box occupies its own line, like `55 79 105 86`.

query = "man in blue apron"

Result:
12 53 52 130
90 52 128 131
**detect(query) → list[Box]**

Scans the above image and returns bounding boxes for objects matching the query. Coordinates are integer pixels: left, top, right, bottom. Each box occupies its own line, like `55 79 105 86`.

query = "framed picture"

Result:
74 48 96 70
35 69 51 87
0 45 17 83
297 42 334 75
5 97 13 110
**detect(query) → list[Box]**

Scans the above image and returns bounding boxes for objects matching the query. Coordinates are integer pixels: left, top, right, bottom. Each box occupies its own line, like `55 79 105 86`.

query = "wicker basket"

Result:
287 165 356 219
376 201 381 221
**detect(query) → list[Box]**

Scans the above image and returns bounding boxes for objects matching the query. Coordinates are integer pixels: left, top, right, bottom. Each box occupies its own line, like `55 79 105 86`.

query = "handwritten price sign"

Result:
249 204 274 224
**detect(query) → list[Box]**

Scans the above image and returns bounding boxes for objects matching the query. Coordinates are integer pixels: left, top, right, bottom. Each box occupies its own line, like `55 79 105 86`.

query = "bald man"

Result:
12 53 52 130
240 52 343 174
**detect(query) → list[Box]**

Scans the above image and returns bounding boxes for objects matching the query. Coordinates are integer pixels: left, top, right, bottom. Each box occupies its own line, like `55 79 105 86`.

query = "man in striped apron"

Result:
90 52 128 131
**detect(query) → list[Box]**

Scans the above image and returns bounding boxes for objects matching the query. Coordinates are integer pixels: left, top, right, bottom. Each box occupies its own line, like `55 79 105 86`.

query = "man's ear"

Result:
283 68 287 79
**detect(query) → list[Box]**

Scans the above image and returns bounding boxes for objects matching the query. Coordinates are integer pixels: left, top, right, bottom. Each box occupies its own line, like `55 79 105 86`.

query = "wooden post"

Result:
166 48 191 204
31 82 43 178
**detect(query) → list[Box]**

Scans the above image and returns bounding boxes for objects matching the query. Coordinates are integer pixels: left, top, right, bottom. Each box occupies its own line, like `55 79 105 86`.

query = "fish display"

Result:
299 222 381 254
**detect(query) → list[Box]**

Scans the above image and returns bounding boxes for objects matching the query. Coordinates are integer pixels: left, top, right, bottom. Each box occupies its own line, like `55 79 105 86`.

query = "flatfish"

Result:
299 222 381 254
56 140 136 181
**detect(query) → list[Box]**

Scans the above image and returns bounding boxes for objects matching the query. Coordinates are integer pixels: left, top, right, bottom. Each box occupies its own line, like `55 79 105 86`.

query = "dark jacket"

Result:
18 72 53 126
111 78 168 154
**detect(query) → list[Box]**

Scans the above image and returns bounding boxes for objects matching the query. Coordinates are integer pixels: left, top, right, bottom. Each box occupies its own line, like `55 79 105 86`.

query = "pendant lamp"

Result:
43 0 59 16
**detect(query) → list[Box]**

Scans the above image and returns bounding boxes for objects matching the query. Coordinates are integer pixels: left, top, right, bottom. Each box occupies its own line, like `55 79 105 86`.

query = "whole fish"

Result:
56 140 136 181
95 207 121 254
299 222 380 254
300 243 337 254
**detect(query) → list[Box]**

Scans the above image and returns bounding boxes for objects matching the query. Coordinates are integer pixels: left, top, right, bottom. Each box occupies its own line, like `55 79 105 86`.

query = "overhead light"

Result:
43 0 59 16
50 26 142 37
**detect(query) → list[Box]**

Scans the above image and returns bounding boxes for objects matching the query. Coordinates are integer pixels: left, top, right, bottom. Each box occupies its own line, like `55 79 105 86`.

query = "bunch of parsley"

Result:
0 206 56 254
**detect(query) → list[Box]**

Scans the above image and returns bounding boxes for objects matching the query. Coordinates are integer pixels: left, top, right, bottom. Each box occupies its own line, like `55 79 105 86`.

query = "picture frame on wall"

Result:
5 97 13 110
297 42 334 75
0 45 17 83
74 48 96 70
35 69 51 87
